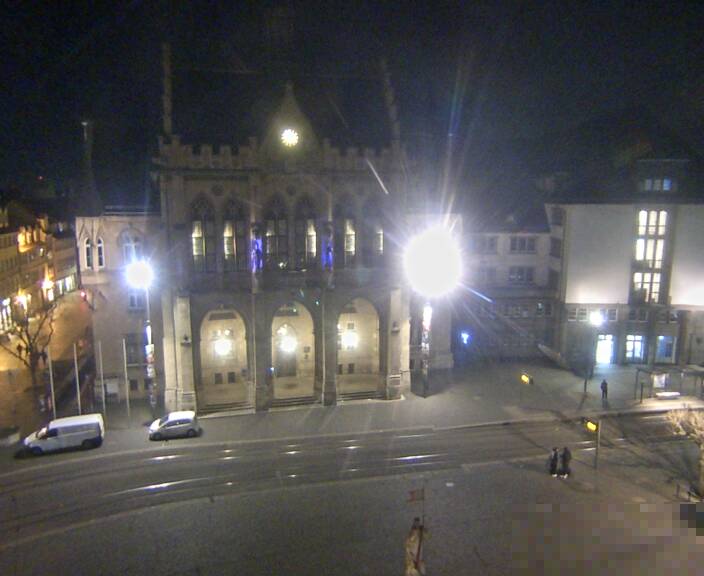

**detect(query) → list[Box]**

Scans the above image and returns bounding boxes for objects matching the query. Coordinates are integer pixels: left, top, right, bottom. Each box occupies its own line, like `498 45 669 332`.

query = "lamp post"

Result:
403 225 462 397
125 260 157 416
584 311 604 394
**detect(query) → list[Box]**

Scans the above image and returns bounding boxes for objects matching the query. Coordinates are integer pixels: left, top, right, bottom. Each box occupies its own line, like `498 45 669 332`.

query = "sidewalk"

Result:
84 361 704 447
4 360 702 456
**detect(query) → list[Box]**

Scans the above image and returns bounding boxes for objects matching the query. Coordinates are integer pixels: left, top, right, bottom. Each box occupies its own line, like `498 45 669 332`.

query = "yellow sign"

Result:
585 420 598 433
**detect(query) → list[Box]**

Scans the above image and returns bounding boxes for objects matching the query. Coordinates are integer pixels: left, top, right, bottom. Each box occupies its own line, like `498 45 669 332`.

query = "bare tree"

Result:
667 407 704 496
0 298 56 402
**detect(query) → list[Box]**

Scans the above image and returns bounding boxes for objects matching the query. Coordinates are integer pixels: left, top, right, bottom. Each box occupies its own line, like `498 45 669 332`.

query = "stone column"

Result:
161 289 179 412
253 296 271 411
322 291 338 406
174 294 196 410
385 288 405 399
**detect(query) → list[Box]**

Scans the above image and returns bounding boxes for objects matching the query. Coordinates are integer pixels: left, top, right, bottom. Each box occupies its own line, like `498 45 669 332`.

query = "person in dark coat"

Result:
559 446 572 478
600 379 608 400
548 447 559 477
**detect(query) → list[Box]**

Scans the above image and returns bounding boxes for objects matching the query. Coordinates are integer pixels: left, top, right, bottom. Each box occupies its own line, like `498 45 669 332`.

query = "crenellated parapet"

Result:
157 134 398 175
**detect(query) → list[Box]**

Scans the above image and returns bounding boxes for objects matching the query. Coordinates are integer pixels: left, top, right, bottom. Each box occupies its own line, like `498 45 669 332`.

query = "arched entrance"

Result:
271 302 315 400
337 298 380 396
199 309 249 408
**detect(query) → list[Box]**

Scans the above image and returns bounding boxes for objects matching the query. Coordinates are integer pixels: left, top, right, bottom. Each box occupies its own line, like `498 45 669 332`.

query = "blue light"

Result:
460 331 470 346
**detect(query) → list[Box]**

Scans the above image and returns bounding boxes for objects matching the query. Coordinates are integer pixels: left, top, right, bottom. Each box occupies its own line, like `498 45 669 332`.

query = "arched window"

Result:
334 197 356 268
223 198 248 272
122 233 142 263
294 197 317 270
191 197 215 272
263 195 288 270
362 197 384 267
97 237 105 268
84 238 93 269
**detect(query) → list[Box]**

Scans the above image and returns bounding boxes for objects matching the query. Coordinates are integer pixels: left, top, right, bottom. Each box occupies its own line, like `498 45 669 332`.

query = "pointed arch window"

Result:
264 196 288 270
97 237 105 268
334 197 356 268
122 233 142 263
84 238 93 269
223 199 249 272
362 197 384 267
191 197 215 272
294 197 317 270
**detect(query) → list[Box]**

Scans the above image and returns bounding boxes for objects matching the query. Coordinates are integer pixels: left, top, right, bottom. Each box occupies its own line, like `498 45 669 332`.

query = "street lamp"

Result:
125 260 157 413
583 311 604 394
403 225 462 396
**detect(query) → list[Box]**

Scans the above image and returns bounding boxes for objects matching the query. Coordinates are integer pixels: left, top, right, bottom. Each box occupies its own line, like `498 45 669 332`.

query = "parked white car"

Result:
149 411 200 441
24 414 105 455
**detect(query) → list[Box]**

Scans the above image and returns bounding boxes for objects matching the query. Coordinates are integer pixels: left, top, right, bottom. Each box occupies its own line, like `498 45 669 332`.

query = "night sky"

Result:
1 1 703 203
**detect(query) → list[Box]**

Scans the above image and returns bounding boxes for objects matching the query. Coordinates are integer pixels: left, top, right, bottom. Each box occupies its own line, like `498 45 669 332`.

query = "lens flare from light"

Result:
214 338 233 357
125 260 154 290
589 311 604 327
404 226 461 298
280 335 297 354
341 331 359 349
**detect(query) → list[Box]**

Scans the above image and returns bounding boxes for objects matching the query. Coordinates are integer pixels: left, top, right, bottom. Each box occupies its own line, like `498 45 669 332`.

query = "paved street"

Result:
1 413 702 574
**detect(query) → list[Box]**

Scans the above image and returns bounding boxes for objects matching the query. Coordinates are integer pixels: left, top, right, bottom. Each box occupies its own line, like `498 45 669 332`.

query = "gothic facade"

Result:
155 83 416 412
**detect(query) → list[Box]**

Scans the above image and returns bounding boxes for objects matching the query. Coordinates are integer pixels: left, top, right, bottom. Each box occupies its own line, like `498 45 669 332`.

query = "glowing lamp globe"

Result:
403 226 462 298
125 260 154 290
281 128 299 147
589 311 604 327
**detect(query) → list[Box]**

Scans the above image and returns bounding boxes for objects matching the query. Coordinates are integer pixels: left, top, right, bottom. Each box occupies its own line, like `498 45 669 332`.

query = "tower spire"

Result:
162 42 173 136
79 119 102 216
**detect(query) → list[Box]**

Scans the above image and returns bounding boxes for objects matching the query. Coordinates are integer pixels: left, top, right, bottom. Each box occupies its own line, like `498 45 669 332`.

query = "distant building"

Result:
75 206 163 400
550 156 704 368
458 201 557 360
0 198 77 335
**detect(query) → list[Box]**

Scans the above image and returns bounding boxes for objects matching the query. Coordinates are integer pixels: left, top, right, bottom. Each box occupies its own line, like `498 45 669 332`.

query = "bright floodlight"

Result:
125 260 154 290
214 338 233 357
589 311 604 327
403 226 461 298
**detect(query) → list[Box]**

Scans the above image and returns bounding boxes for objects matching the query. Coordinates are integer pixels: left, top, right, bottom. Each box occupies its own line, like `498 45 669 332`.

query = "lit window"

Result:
576 308 588 322
97 238 105 268
626 334 645 362
375 225 384 256
84 238 93 269
223 220 235 270
344 219 356 263
192 220 204 270
662 178 672 191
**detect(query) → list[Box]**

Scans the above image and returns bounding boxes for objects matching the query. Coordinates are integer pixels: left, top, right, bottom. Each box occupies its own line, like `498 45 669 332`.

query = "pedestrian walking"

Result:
600 379 608 400
559 446 572 478
548 447 559 477
16 343 23 358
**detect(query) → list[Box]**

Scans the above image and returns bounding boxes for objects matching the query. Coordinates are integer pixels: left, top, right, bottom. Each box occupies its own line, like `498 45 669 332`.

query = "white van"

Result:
24 414 105 455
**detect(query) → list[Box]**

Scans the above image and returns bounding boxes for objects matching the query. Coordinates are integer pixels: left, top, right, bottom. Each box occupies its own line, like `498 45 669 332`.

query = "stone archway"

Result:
199 309 249 407
337 298 380 395
271 301 315 400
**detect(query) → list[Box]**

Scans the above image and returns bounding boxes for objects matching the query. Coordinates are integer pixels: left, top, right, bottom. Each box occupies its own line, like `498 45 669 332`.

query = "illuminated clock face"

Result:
281 128 299 147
